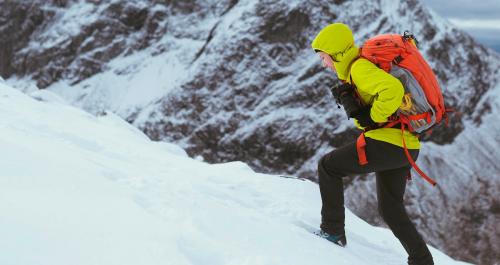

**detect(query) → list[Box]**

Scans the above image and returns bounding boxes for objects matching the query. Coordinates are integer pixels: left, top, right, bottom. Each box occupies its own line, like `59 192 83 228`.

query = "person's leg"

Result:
318 138 418 235
376 167 434 265
318 140 367 235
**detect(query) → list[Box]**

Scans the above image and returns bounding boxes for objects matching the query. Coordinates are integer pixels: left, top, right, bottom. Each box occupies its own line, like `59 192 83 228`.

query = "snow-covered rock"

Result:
0 81 470 265
1 0 499 263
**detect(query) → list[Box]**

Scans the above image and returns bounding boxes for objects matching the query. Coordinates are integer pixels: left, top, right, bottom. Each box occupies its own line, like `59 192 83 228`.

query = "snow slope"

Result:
2 1 499 263
0 83 469 265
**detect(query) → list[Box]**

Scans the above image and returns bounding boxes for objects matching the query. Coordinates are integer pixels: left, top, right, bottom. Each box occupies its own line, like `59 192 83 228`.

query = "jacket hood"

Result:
311 23 354 55
311 23 359 80
333 45 360 81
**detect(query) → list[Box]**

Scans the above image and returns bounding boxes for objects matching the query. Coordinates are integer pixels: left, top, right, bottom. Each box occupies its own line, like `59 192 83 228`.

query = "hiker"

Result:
311 23 434 265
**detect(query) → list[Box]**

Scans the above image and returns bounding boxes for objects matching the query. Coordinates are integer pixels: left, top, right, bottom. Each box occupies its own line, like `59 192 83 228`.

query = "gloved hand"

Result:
330 83 362 118
330 83 353 103
354 106 377 128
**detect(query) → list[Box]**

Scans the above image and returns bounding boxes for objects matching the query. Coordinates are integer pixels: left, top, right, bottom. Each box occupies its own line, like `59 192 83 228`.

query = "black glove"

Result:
354 106 377 128
330 83 353 103
330 83 362 118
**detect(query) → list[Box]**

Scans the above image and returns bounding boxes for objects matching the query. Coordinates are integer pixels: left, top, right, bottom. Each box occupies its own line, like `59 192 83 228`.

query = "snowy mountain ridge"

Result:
0 81 470 265
1 0 499 264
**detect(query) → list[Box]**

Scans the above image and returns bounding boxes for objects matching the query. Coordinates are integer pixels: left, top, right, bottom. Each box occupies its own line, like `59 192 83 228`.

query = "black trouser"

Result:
318 137 433 265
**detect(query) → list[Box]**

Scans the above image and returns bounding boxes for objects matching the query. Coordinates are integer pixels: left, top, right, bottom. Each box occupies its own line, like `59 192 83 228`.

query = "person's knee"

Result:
379 203 415 237
318 156 329 180
318 154 340 181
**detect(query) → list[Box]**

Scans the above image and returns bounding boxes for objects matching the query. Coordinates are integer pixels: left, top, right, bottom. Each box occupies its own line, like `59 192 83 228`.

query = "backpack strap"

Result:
356 133 369 166
399 121 437 186
355 118 438 186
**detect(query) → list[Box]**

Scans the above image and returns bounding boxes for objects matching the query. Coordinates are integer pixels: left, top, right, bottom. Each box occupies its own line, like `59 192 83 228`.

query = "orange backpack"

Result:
356 32 451 186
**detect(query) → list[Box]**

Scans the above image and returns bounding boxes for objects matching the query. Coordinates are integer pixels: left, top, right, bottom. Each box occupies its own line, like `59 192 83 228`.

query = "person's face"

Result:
318 51 336 72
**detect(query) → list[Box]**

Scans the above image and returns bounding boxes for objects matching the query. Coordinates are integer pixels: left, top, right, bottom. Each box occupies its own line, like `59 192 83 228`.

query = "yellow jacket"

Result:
311 23 419 149
350 57 420 149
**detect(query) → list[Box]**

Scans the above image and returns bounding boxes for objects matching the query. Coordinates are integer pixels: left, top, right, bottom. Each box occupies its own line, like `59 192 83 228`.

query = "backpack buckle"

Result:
402 31 419 48
393 55 403 65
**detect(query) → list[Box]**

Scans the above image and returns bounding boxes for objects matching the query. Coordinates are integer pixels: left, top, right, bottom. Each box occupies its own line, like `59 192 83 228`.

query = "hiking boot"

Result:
314 230 347 247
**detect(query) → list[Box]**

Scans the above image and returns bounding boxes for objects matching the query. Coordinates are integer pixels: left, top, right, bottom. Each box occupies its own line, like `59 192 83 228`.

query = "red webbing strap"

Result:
407 112 428 121
383 120 400 128
356 133 368 166
400 123 437 186
356 119 400 166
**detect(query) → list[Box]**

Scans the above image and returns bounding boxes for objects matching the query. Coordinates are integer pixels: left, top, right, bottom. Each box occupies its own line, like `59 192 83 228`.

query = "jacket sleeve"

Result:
350 59 404 123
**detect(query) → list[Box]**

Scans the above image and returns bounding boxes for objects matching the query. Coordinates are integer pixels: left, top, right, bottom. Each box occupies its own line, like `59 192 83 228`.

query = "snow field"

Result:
0 84 469 265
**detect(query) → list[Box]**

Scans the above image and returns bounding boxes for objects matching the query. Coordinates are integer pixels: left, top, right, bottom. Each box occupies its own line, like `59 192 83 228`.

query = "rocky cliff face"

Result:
1 0 499 264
